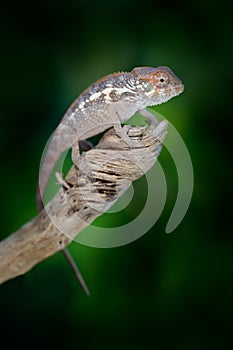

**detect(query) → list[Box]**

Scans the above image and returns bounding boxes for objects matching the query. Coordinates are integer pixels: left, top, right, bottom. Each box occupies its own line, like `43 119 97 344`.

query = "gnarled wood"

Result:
0 121 167 284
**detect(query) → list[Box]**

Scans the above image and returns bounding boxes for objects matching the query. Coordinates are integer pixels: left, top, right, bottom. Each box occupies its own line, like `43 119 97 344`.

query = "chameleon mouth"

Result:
166 84 184 96
177 83 184 93
152 84 184 105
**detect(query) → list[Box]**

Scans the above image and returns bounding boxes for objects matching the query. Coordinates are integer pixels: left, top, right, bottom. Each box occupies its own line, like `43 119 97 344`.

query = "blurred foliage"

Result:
0 0 232 349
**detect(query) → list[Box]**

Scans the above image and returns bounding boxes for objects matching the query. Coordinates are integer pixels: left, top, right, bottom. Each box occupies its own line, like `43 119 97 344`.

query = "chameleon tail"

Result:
36 133 65 212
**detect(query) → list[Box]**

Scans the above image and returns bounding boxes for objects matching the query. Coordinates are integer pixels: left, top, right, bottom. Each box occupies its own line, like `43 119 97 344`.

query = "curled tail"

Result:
36 125 75 211
36 140 62 211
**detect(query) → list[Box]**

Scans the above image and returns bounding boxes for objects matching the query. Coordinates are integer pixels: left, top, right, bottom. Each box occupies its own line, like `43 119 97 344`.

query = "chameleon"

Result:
37 66 184 211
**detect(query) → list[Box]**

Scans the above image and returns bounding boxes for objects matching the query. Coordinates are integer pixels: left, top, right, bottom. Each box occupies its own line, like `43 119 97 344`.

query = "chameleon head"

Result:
131 66 184 106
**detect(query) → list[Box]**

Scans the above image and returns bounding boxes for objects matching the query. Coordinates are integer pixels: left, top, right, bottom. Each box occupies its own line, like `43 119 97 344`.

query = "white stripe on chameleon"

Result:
89 92 102 101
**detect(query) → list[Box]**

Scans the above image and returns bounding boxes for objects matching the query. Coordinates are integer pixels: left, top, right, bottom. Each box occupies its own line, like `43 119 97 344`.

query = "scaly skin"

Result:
37 66 184 210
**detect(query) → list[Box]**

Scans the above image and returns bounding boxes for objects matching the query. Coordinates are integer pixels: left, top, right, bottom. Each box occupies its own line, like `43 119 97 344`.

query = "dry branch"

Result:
0 121 168 284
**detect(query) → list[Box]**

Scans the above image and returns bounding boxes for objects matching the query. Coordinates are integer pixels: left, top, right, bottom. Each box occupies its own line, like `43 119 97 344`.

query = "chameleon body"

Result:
37 66 184 210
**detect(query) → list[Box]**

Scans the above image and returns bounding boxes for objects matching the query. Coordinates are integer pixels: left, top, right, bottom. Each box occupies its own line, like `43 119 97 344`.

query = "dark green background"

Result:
1 0 232 349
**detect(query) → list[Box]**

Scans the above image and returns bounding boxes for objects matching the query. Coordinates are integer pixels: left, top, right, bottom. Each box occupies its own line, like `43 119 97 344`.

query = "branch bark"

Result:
0 121 168 284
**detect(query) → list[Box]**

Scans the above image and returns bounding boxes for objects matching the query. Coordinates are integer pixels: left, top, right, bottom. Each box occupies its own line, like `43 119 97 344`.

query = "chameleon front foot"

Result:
139 108 159 128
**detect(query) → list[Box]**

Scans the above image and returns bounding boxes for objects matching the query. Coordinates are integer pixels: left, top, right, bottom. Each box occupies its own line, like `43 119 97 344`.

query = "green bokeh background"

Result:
1 0 232 348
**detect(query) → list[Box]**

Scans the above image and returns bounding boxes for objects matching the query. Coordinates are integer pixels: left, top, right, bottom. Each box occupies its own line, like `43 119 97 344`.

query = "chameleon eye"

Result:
154 72 170 86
